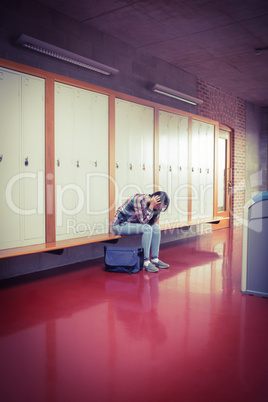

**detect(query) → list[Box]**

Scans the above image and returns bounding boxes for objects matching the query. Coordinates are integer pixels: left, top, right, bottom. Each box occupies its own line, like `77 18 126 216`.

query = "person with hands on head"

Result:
111 191 170 272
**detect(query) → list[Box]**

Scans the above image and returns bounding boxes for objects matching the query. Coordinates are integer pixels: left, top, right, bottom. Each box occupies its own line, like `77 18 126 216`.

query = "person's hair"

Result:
149 191 170 212
148 191 170 225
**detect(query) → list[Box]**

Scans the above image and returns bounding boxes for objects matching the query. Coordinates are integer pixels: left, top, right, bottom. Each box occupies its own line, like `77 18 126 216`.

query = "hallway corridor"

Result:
0 227 267 402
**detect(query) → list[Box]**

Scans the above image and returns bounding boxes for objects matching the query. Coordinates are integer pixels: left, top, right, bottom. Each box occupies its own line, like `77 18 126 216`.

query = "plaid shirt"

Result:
111 194 160 228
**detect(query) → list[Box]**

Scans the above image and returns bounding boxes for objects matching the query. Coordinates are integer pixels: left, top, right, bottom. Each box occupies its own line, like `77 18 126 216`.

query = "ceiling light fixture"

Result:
15 34 119 76
152 83 203 106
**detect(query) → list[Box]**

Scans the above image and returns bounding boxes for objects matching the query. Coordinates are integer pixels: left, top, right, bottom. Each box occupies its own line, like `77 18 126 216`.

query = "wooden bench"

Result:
0 217 226 260
0 233 122 260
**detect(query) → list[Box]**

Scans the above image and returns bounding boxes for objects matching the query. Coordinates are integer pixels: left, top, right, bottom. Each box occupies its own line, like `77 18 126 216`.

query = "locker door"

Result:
55 83 75 239
159 112 168 177
115 99 130 207
204 124 214 218
21 74 45 244
73 87 91 236
140 105 154 195
159 112 168 194
86 91 109 235
169 114 180 224
177 116 189 222
0 68 21 249
199 122 207 218
192 120 214 220
191 120 201 220
128 103 142 194
159 111 171 225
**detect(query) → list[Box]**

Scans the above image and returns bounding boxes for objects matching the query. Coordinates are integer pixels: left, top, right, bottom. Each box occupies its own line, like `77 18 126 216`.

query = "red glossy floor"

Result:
0 227 268 402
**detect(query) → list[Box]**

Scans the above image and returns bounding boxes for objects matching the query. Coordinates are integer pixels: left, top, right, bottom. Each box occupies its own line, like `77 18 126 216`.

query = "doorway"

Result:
214 126 232 230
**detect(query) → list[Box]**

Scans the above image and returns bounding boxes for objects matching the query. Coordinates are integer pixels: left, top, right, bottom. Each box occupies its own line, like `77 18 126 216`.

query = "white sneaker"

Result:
151 259 169 269
143 262 159 272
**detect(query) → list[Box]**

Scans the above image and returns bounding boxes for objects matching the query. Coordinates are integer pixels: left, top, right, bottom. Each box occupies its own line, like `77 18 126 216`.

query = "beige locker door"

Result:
140 105 154 195
159 111 170 226
199 122 207 218
125 102 143 198
73 87 91 236
55 83 75 240
115 100 132 206
128 103 142 194
0 68 21 249
21 74 45 244
192 120 214 220
191 120 201 220
177 116 189 222
168 113 180 224
86 91 109 235
204 124 214 218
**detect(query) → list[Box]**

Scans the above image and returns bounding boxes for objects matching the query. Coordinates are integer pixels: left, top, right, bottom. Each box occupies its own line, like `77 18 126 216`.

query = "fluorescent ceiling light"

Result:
152 84 203 105
15 34 119 76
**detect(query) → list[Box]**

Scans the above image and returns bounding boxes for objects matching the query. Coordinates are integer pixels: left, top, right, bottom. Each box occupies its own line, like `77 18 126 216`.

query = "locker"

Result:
191 120 214 220
114 99 129 203
138 105 154 195
191 120 200 220
55 83 109 240
204 124 214 218
177 117 189 221
0 67 45 250
159 111 189 226
21 75 45 241
115 99 154 207
82 91 109 235
55 83 75 238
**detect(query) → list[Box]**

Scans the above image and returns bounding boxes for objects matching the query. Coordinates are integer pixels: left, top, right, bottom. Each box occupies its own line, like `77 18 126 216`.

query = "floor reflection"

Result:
0 227 267 402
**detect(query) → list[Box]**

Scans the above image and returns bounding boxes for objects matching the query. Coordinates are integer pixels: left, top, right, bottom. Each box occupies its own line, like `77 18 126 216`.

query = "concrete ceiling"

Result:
38 0 268 106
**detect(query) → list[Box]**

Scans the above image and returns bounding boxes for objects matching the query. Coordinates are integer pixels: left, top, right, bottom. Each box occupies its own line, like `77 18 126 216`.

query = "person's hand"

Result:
149 195 161 210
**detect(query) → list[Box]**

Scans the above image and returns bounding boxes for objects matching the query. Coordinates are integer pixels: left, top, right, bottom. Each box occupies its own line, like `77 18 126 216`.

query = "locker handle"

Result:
199 168 202 173
142 163 146 171
130 163 133 170
169 165 172 172
77 160 80 168
0 154 3 163
159 164 162 172
192 167 194 172
25 157 29 167
94 161 98 168
57 158 60 167
116 162 119 169
228 182 232 195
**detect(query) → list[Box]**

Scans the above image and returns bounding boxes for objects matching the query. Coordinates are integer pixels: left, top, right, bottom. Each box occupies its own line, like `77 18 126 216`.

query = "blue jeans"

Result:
112 223 161 261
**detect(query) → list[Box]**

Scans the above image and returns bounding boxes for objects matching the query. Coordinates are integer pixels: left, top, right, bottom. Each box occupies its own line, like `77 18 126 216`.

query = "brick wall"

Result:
197 80 246 226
